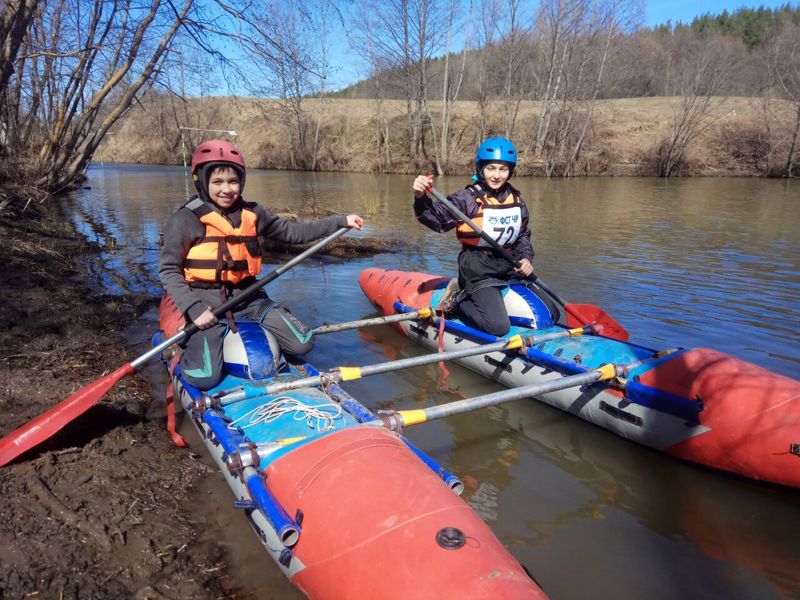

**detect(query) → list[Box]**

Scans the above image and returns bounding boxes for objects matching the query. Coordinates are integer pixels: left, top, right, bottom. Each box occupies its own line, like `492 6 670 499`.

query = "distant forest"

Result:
252 2 800 177
341 4 800 101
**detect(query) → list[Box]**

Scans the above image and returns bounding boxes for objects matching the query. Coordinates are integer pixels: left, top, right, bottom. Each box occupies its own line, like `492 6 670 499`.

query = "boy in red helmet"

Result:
160 140 363 390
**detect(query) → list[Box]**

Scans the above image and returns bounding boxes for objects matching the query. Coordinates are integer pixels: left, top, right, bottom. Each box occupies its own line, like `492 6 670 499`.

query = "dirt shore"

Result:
0 203 247 599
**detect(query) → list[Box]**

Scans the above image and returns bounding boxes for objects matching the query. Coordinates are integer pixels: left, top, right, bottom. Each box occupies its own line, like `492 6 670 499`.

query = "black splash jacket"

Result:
413 183 534 294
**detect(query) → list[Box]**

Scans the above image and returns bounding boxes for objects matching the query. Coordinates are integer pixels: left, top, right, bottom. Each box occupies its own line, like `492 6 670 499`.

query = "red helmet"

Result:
191 140 245 173
191 140 246 200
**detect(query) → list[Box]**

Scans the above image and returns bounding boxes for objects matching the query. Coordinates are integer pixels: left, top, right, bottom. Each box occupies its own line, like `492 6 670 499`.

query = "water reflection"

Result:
399 373 799 600
69 165 800 600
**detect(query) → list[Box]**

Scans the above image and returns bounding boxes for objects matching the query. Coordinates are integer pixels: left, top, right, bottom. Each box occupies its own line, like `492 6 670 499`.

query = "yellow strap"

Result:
417 307 433 319
504 335 524 350
568 327 585 336
337 366 362 381
277 436 306 446
398 409 428 426
596 363 618 381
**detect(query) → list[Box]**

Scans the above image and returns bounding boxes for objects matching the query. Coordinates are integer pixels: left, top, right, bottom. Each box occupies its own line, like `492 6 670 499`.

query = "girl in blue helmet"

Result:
412 137 537 336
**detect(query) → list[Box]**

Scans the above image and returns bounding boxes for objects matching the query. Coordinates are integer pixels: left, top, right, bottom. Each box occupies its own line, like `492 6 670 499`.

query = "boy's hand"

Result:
194 308 218 330
513 258 534 277
412 175 434 198
346 214 364 230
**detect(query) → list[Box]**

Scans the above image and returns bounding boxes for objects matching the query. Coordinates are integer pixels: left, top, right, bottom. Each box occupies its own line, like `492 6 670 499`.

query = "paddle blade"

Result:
0 363 135 467
565 303 629 342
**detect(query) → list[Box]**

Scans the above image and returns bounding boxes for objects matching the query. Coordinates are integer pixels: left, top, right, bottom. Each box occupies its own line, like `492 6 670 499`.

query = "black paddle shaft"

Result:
428 186 521 267
181 227 350 338
428 184 629 337
428 186 571 307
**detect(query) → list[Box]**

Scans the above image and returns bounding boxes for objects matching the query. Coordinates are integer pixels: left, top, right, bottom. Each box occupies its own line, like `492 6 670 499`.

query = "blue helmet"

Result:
475 137 517 178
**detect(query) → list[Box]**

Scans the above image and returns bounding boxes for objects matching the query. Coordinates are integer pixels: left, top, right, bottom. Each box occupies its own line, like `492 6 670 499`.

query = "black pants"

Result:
458 286 511 337
457 282 562 337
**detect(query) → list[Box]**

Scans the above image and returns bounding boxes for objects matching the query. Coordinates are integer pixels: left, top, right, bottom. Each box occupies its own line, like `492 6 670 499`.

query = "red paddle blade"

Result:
0 363 135 467
565 303 629 342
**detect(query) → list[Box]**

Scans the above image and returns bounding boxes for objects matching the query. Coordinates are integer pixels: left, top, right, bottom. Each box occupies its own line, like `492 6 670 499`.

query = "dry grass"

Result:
96 96 798 176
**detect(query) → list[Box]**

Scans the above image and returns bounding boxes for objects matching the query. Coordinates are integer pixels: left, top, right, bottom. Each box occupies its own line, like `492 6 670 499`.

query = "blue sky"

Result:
645 0 793 26
324 0 796 90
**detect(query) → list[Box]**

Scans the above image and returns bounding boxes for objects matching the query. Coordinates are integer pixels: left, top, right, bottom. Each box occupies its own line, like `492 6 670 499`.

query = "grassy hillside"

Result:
95 95 796 177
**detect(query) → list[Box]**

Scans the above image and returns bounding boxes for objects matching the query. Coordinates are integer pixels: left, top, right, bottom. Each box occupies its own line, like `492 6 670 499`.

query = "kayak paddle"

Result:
427 184 628 341
0 227 351 467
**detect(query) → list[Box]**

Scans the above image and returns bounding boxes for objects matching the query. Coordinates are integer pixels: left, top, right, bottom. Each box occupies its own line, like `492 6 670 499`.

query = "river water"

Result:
68 165 799 600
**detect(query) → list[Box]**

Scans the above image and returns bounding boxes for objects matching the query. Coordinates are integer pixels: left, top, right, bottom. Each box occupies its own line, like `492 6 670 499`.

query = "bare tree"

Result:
467 0 533 147
531 0 587 158
0 0 40 146
16 0 193 191
563 0 644 176
432 0 469 173
239 0 340 170
359 24 395 172
353 0 416 160
765 22 800 177
0 0 198 196
353 0 446 168
473 0 500 138
1 0 337 201
655 31 737 177
497 0 528 139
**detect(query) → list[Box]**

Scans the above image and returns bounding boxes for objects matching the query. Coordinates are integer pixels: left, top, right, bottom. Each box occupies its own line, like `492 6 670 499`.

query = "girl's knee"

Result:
459 308 509 337
483 317 510 337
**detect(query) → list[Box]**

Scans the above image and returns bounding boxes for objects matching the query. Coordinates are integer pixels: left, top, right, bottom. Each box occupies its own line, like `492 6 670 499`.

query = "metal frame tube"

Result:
215 326 588 405
203 411 301 546
312 309 431 335
402 439 464 495
395 301 702 421
405 371 605 424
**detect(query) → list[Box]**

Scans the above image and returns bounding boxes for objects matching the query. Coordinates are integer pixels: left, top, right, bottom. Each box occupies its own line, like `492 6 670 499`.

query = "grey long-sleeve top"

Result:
159 197 347 322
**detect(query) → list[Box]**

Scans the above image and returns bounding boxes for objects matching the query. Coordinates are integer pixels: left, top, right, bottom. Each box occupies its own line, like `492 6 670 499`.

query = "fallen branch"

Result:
29 476 112 550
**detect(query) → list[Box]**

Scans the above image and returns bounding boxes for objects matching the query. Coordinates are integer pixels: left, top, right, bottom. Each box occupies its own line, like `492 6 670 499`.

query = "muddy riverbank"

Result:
0 202 247 600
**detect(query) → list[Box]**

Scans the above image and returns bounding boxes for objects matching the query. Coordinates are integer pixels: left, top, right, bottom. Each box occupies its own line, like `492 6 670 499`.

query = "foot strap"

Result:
166 355 188 448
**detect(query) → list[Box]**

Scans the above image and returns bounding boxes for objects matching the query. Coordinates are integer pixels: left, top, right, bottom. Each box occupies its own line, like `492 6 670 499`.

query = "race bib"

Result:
479 206 522 247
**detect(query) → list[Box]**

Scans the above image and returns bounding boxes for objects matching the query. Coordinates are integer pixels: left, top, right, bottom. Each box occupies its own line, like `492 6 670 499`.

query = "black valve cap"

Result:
436 527 466 550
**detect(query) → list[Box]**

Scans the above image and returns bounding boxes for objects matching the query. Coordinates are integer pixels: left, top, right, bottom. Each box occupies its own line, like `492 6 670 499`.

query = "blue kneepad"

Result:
223 320 286 380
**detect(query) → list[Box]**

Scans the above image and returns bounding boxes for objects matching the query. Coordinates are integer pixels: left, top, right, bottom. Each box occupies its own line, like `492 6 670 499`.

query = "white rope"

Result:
228 396 342 432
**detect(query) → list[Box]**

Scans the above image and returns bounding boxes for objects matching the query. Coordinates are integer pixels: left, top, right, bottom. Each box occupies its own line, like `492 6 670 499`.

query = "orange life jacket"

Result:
183 198 262 285
456 185 525 248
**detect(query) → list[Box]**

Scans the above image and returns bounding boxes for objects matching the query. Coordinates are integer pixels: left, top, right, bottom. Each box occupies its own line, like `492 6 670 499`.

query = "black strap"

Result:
198 235 258 244
184 258 251 271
